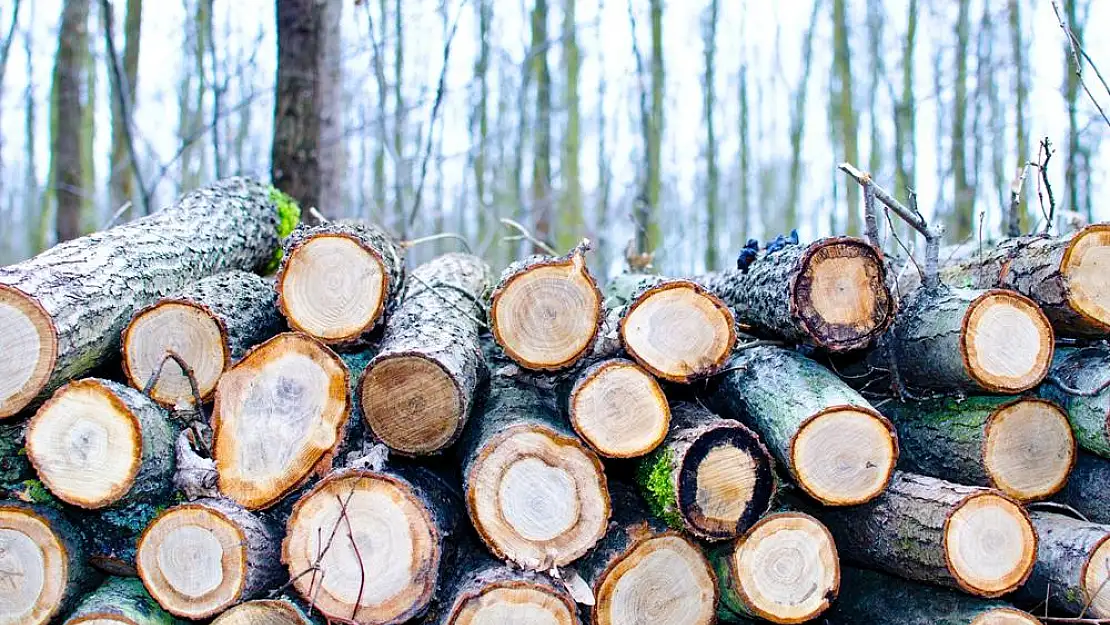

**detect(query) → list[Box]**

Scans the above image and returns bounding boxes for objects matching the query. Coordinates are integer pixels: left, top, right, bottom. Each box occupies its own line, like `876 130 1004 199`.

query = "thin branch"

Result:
98 0 150 215
863 181 881 250
407 273 488 329
102 201 133 229
0 0 21 83
500 218 557 255
402 232 473 253
1051 0 1110 129
336 494 367 621
1007 164 1030 237
142 351 203 410
1037 137 1058 233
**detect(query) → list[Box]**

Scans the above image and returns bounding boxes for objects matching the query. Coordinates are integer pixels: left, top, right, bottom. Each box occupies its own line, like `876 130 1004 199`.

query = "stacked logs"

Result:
1 178 1109 624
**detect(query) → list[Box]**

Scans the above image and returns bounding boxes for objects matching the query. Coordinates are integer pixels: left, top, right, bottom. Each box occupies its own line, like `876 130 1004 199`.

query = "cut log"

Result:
0 177 291 419
276 221 404 347
636 401 775 541
1041 346 1110 457
489 245 603 371
1012 511 1110 618
136 497 282 619
84 501 164 576
460 373 609 569
706 345 897 506
122 271 283 407
212 332 349 510
566 358 670 458
282 466 461 625
63 576 181 625
210 599 318 625
25 379 175 509
884 396 1075 502
711 511 839 624
824 567 1040 625
700 236 894 351
816 471 1037 598
1055 452 1110 525
360 253 491 455
0 501 98 625
0 422 33 494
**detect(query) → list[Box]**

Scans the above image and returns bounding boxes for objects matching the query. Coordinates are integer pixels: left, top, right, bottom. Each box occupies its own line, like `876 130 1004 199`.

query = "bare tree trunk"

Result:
832 0 860 236
53 0 91 243
950 0 972 240
894 0 917 243
0 0 22 185
392 0 405 230
785 0 821 235
647 0 663 252
106 0 142 218
556 0 582 252
530 0 552 249
1010 0 1029 233
1064 0 1087 221
317 0 343 217
703 0 719 270
472 0 491 246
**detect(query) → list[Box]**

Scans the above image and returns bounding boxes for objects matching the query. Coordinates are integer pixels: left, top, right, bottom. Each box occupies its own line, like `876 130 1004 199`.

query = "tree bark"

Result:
82 501 163 576
52 0 91 244
63 576 180 625
1012 511 1110 618
1055 452 1110 525
0 422 32 495
566 358 670 458
1041 346 1110 458
106 0 143 218
530 0 552 246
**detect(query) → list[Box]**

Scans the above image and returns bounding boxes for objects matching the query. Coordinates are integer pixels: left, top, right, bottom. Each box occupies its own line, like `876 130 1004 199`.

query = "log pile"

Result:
4 177 1110 624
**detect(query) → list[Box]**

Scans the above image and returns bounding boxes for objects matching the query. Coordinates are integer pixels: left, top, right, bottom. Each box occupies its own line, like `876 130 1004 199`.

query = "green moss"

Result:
637 448 683 529
264 186 302 273
12 480 61 507
1065 587 1080 604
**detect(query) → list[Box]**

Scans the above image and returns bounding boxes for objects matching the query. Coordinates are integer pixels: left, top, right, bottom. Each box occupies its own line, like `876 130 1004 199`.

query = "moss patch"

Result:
637 448 683 529
264 186 302 273
11 480 61 507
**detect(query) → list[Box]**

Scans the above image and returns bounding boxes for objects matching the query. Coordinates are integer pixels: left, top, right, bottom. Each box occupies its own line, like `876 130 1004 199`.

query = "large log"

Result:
460 372 609 569
566 358 670 458
489 245 603 371
711 511 839 624
360 253 491 455
211 599 319 625
122 271 283 407
1041 346 1110 457
137 497 282 619
1012 511 1110 618
276 221 405 348
0 501 99 625
706 345 897 506
700 236 894 351
0 177 294 419
1055 452 1110 524
63 576 181 625
824 567 1040 625
212 332 349 509
25 379 175 509
884 396 1075 502
815 471 1037 598
636 402 775 541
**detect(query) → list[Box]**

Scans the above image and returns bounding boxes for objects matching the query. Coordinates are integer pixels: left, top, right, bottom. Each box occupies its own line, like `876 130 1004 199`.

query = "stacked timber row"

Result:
2 178 1109 623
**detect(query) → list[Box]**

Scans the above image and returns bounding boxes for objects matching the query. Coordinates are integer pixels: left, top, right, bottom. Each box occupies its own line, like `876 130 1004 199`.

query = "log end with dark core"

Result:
360 353 464 455
0 284 57 419
569 359 670 458
1061 223 1110 333
790 406 898 506
620 280 736 382
447 580 578 625
961 289 1054 393
944 492 1037 597
210 599 314 625
983 398 1075 502
791 237 894 352
122 301 228 406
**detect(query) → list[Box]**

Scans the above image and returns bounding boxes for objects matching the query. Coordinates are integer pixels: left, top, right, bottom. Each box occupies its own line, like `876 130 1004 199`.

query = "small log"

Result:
816 471 1037 598
63 576 181 625
1041 346 1110 457
0 177 290 419
566 358 670 458
0 501 98 625
884 396 1075 502
276 221 405 347
1012 511 1110 618
636 402 775 541
711 511 839 624
825 566 1040 625
136 497 282 619
1055 452 1110 524
212 332 349 510
122 271 283 407
282 466 461 625
700 236 894 351
211 599 318 625
460 372 609 569
706 345 897 506
489 245 603 371
360 253 491 455
25 379 175 509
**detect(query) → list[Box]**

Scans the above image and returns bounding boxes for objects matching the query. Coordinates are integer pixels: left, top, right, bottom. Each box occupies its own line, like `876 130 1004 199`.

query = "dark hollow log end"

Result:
960 289 1054 394
790 407 898 507
982 398 1075 502
361 354 464 455
0 285 57 419
1061 223 1110 333
122 300 229 406
944 492 1038 598
569 359 670 458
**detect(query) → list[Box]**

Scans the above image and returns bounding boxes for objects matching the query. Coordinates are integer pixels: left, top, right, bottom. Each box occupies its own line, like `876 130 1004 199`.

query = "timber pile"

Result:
3 177 1110 625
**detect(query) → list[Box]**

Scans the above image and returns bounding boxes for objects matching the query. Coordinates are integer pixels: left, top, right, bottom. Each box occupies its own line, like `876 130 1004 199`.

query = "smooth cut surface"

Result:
804 247 881 327
124 303 225 405
280 235 386 341
963 291 1053 392
451 584 577 625
0 286 56 419
571 362 669 457
595 534 716 625
26 381 140 508
945 494 1036 596
362 356 461 454
622 284 734 380
0 508 65 625
971 608 1042 625
1063 224 1110 329
211 600 313 625
498 458 579 542
1083 536 1110 617
791 408 896 505
695 445 758 528
984 399 1075 501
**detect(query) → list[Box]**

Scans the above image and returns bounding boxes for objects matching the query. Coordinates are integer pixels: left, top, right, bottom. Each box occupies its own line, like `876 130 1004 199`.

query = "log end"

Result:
0 285 57 419
278 233 390 344
490 255 602 371
361 354 463 455
961 290 1054 393
790 407 897 506
620 280 736 382
122 301 228 406
1082 533 1110 617
210 599 314 625
569 360 670 458
944 492 1037 597
983 398 1075 502
282 471 441 624
467 424 610 568
593 533 717 625
449 581 578 625
971 608 1042 625
1062 223 1110 333
791 237 893 352
728 512 839 624
0 504 70 625
26 380 144 509
214 333 349 510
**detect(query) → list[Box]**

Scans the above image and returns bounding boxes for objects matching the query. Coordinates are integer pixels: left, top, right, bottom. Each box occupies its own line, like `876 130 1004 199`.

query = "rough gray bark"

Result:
1013 511 1110 618
1055 452 1110 525
83 501 163 576
0 422 32 495
0 177 284 418
1041 346 1110 458
63 576 181 625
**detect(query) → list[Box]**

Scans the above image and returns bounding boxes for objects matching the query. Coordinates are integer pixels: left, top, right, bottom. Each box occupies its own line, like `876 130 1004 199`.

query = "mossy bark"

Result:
1041 346 1110 457
64 576 182 624
84 501 167 576
1055 452 1110 525
0 422 32 495
1012 511 1110 617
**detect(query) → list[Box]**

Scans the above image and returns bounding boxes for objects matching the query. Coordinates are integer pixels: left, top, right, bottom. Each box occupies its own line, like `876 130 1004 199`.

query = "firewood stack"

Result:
3 177 1110 625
